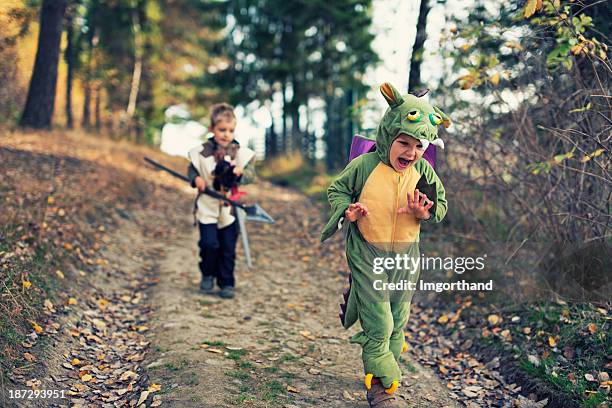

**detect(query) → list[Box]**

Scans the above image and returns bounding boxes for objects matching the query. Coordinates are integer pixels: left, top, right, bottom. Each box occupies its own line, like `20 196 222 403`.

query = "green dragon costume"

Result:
321 83 450 398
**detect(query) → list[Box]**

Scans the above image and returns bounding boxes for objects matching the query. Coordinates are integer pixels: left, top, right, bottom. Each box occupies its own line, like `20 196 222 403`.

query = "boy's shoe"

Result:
366 380 406 408
200 276 214 293
219 286 235 299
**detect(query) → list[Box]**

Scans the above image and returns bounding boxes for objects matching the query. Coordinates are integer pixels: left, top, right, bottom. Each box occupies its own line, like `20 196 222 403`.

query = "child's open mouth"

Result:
396 157 413 170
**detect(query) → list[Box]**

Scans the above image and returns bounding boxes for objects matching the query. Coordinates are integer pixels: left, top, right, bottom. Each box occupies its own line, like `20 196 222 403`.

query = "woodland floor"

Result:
0 131 571 407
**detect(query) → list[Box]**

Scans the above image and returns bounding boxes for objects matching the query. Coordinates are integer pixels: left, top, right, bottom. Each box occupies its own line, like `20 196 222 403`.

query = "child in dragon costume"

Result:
321 83 449 407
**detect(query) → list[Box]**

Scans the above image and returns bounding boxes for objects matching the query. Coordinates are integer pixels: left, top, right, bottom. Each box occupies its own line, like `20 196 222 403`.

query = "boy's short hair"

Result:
210 103 236 126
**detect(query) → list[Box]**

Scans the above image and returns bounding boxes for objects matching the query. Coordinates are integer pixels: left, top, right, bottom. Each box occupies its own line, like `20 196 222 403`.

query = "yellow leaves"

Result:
286 385 299 393
67 297 77 305
55 270 65 279
148 383 162 393
30 320 43 334
299 330 316 340
22 280 32 290
580 149 605 163
548 336 557 347
47 196 55 205
458 74 477 90
97 298 109 309
71 358 82 366
487 314 501 326
489 72 501 86
80 373 93 382
437 314 449 324
523 0 543 19
459 43 472 52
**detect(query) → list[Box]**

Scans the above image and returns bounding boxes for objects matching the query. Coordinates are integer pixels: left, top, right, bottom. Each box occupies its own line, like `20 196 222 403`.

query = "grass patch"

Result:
225 370 251 381
238 360 253 369
226 349 248 361
202 340 226 347
280 353 299 363
164 360 188 372
262 379 285 402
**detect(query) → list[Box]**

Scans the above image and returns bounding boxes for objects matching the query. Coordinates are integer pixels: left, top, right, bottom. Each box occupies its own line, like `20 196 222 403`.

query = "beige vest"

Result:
188 143 255 227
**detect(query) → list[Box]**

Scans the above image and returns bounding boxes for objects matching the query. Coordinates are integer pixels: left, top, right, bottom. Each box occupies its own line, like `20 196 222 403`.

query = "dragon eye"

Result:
429 113 443 126
406 110 422 122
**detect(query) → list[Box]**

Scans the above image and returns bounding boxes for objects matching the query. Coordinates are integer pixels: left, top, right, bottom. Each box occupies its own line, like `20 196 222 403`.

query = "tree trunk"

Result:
64 11 74 129
20 0 67 128
126 7 143 120
81 26 97 129
94 86 101 132
408 0 431 92
281 81 288 154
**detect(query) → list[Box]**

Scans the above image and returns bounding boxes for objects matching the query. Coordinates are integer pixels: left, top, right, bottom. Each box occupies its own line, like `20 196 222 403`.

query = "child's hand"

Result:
345 202 369 222
233 166 243 176
194 176 207 193
397 188 433 220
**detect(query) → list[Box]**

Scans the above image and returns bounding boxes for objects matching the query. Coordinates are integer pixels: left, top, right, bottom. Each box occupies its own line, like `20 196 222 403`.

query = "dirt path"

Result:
143 182 460 407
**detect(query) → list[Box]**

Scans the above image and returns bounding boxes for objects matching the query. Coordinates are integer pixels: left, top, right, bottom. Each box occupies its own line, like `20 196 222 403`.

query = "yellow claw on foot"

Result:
364 373 374 390
385 380 399 394
402 341 409 353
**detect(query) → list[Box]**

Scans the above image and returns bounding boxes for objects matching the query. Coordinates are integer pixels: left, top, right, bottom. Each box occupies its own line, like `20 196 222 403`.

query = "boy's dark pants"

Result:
198 221 238 288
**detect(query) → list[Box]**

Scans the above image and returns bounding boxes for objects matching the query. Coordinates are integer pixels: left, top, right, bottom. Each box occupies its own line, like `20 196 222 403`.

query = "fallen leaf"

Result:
137 390 150 406
71 358 82 366
29 321 43 334
67 297 77 305
548 336 557 347
489 72 500 86
585 373 596 382
299 330 316 340
487 314 500 326
587 323 597 334
148 383 162 393
22 280 32 290
56 270 65 279
24 352 36 362
80 374 93 382
437 314 449 324
286 385 299 393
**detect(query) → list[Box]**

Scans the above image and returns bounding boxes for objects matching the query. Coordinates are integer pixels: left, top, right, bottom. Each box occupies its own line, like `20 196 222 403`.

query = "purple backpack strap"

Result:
348 135 376 162
423 144 436 169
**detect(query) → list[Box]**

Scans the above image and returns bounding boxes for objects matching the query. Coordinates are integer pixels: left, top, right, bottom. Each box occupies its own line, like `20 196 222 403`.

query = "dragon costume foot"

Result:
364 374 399 394
365 377 405 408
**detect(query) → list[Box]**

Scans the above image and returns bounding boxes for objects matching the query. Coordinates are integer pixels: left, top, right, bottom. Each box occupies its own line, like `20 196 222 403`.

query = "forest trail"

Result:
138 182 460 407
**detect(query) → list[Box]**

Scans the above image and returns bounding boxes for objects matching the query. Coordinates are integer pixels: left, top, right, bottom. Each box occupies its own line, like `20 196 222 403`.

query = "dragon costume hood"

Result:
376 82 450 167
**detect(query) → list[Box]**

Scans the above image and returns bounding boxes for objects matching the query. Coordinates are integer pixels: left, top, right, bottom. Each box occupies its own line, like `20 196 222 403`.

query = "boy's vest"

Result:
188 139 255 227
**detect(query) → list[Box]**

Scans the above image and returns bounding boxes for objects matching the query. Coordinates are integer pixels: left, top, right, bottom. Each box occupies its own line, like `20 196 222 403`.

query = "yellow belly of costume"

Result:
357 163 421 251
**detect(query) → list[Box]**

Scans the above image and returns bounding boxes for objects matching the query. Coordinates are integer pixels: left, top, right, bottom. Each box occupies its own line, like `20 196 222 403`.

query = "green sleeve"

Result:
415 159 447 223
320 156 363 242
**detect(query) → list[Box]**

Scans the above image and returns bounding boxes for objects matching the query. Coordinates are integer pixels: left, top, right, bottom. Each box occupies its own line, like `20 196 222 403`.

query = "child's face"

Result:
389 134 425 172
210 118 236 147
